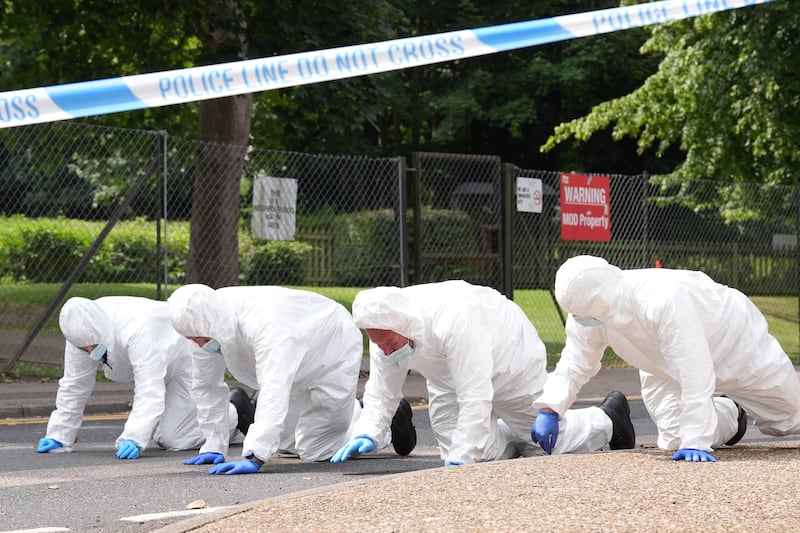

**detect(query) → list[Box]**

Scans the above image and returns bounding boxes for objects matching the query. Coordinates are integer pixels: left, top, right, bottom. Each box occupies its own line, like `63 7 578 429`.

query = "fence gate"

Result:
410 152 506 293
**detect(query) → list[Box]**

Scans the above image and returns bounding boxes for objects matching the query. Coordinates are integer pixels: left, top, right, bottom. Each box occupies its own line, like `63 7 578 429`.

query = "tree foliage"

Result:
1 0 655 168
543 1 798 221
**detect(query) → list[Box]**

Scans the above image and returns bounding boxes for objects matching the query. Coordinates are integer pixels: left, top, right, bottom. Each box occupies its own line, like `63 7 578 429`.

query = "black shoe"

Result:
229 387 255 435
390 398 417 456
598 390 636 450
724 399 747 446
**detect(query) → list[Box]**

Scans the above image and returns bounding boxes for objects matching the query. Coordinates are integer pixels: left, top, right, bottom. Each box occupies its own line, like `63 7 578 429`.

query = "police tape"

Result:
0 0 774 129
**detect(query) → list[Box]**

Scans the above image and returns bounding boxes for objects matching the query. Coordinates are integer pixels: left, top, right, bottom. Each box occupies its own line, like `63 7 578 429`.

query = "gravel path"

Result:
185 441 800 532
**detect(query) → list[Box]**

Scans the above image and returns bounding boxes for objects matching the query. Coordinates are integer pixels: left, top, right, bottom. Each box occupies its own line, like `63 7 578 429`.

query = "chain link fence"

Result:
1 122 798 371
0 122 405 370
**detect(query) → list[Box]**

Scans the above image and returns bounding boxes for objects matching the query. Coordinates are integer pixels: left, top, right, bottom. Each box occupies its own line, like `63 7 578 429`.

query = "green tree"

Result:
542 2 798 222
355 0 657 172
0 0 404 285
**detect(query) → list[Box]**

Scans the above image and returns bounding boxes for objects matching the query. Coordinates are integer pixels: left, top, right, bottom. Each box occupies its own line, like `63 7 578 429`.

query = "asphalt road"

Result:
10 392 797 533
0 398 661 533
0 408 443 533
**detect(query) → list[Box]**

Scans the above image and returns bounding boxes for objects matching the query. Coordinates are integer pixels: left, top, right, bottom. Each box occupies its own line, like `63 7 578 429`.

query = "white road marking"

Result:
119 507 236 522
0 527 72 533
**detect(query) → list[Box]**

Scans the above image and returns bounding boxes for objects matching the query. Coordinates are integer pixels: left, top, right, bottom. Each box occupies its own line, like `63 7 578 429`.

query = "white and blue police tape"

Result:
0 0 774 129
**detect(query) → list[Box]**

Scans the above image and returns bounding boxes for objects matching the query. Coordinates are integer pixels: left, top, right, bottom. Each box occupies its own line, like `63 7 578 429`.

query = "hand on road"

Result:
208 459 261 475
184 452 225 465
116 439 140 459
672 448 716 462
531 410 559 455
330 437 376 463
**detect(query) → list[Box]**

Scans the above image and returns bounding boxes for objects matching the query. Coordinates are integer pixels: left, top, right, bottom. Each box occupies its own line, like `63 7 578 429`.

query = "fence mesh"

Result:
1 122 798 370
412 152 504 292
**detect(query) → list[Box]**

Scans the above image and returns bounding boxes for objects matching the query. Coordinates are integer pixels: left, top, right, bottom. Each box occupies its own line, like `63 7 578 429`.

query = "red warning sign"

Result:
560 173 611 242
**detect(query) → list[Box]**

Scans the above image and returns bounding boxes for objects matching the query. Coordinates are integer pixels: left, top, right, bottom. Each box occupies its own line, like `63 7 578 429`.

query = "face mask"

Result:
387 342 415 363
89 344 107 362
203 339 221 353
574 316 603 328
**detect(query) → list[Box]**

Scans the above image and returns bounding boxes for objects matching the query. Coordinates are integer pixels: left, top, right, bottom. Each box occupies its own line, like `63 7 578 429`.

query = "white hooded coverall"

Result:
539 255 800 453
168 285 363 465
351 280 613 465
47 296 234 453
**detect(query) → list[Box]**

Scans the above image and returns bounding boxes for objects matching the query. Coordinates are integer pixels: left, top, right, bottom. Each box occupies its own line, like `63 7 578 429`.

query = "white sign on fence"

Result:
516 177 542 213
252 175 297 241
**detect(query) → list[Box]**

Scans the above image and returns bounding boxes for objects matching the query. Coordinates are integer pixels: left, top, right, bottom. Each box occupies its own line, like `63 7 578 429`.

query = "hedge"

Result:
0 208 477 287
0 215 311 286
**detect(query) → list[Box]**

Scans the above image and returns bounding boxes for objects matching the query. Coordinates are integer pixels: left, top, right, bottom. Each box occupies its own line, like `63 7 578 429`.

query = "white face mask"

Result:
574 316 603 328
387 342 415 363
89 344 108 362
203 339 221 353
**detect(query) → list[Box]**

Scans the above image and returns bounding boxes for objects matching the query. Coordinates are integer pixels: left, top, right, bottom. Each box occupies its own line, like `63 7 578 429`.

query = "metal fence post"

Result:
501 163 514 300
641 171 650 268
397 156 409 287
410 153 422 284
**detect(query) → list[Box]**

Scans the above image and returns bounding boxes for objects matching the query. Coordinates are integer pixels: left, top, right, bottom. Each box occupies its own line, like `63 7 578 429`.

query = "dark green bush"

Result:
241 240 312 285
416 208 475 282
18 222 88 282
0 216 191 284
332 209 399 287
331 208 476 287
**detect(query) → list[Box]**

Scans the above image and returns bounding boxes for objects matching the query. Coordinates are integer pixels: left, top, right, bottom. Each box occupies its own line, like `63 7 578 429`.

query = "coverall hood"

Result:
168 284 217 337
352 286 426 340
555 255 633 327
59 297 117 353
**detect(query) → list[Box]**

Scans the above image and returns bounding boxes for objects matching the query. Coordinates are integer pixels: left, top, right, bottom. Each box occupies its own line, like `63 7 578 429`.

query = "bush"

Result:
331 208 476 287
240 240 312 285
416 208 475 282
0 216 322 286
0 216 191 284
332 209 399 287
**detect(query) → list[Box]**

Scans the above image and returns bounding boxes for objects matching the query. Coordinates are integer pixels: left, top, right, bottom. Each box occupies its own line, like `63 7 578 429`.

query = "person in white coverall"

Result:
534 254 800 463
36 296 244 459
167 284 416 476
330 280 635 467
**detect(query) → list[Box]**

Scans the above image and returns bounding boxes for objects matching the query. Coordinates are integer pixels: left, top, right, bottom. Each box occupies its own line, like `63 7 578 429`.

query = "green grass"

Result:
1 284 798 379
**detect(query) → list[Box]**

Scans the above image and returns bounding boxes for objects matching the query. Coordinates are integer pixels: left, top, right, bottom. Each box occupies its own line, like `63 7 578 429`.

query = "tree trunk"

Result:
185 0 252 287
185 95 252 287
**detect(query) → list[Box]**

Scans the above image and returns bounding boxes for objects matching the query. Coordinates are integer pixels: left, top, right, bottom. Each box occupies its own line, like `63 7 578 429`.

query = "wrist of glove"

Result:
531 409 560 455
672 448 716 462
116 439 140 460
208 459 262 475
330 436 376 463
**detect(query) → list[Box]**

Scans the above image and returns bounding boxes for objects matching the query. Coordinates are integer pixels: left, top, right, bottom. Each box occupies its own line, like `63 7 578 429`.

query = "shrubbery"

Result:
0 208 479 288
0 216 312 286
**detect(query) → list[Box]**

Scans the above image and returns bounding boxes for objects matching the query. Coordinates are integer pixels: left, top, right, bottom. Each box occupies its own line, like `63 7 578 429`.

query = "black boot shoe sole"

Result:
229 387 255 435
391 398 417 456
598 390 636 450
724 401 747 446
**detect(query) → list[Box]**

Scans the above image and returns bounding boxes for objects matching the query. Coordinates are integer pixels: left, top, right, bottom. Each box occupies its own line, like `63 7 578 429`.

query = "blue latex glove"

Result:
184 452 225 465
208 459 261 475
116 439 140 459
330 437 376 463
672 448 717 462
531 410 560 455
37 437 63 453
444 461 463 467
